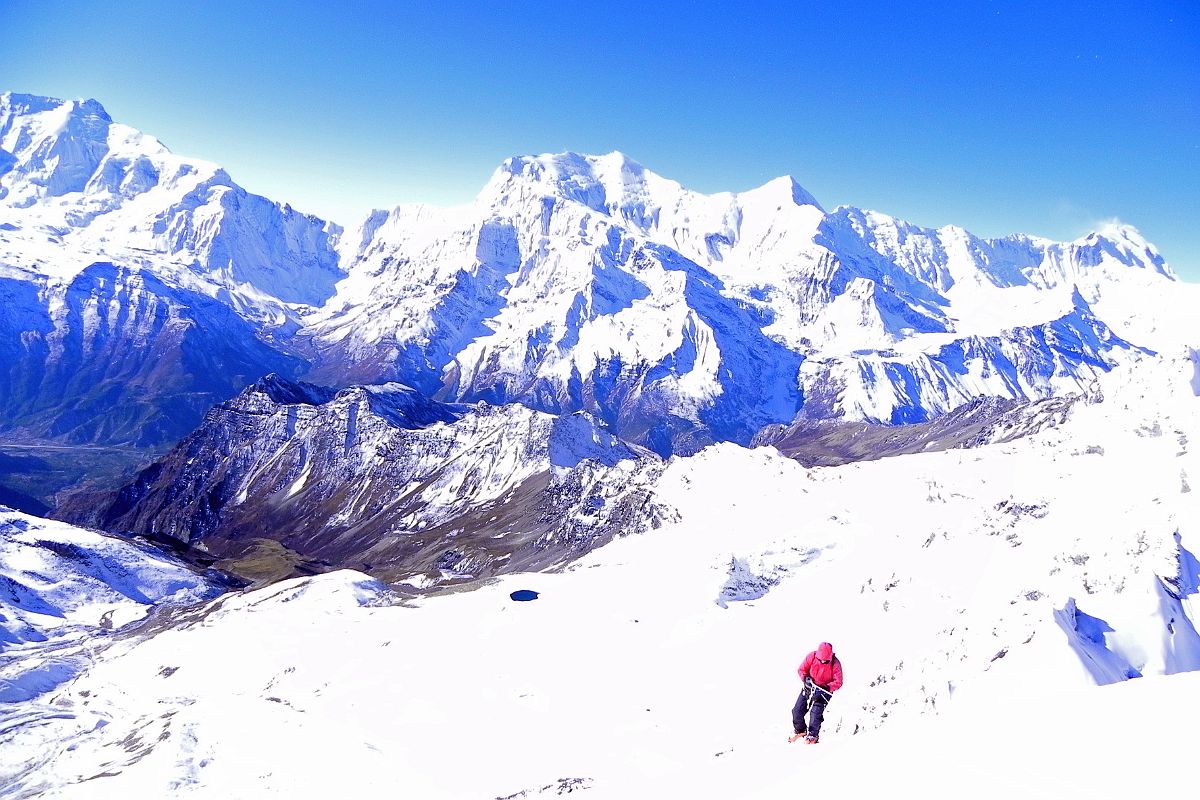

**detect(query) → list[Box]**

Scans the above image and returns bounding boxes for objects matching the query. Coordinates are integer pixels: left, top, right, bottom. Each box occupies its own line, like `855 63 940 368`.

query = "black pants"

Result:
792 689 830 736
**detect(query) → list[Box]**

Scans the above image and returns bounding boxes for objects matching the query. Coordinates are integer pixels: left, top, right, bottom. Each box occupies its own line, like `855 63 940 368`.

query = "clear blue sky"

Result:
4 0 1198 277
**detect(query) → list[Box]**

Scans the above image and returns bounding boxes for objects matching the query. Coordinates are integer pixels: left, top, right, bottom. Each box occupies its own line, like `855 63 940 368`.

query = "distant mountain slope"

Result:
754 389 1089 466
0 92 339 450
66 375 668 586
0 263 306 446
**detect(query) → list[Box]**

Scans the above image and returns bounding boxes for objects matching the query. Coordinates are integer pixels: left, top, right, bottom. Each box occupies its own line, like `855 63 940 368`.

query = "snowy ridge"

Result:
69 376 666 587
0 507 219 652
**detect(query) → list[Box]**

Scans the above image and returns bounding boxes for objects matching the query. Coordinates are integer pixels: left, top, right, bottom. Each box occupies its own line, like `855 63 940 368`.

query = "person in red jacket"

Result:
789 641 843 744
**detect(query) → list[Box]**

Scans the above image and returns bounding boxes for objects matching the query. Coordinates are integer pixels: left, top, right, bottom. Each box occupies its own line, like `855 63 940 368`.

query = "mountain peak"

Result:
487 151 824 217
1078 220 1173 279
496 151 666 195
483 150 682 220
0 92 112 125
750 174 823 212
244 374 335 407
499 150 647 179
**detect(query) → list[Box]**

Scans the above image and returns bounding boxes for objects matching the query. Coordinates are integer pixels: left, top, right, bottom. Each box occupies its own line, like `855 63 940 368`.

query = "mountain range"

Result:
6 89 1195 590
0 92 1178 472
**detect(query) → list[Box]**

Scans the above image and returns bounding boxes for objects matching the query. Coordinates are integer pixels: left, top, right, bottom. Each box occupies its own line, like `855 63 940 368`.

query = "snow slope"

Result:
0 508 221 650
0 505 223 732
4 348 1198 798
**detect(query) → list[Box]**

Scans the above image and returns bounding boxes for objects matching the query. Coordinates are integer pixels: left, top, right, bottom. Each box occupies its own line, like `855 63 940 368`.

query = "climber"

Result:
788 641 843 744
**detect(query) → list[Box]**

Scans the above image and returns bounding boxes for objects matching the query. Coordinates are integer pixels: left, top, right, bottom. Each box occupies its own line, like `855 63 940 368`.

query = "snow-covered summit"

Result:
0 92 342 307
0 93 343 447
1 93 122 202
484 150 824 219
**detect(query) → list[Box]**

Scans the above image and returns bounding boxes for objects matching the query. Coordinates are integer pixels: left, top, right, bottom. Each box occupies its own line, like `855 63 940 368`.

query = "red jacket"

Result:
798 642 843 692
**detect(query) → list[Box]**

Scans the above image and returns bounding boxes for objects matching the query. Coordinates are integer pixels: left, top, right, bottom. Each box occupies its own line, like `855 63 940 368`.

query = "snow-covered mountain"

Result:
3 346 1198 798
3 93 1185 460
0 92 339 448
64 375 667 587
305 150 1171 453
0 93 342 307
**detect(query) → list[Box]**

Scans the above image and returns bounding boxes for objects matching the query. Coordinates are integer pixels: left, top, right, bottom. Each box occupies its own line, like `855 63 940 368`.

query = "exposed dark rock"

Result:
756 390 1087 466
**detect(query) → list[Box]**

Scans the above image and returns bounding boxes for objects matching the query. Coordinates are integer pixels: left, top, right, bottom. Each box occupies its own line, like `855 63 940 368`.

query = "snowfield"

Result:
2 349 1198 798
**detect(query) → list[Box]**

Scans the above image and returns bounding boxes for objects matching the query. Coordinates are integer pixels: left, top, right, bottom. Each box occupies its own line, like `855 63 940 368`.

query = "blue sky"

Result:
4 0 1198 277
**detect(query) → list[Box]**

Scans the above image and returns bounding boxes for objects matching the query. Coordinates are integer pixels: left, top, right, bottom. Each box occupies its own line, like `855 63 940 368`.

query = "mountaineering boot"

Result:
787 732 806 743
804 735 818 744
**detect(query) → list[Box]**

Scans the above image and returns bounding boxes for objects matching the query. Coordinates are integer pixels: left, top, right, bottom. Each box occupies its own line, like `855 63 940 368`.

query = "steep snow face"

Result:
0 94 116 203
4 350 1200 798
76 376 665 586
